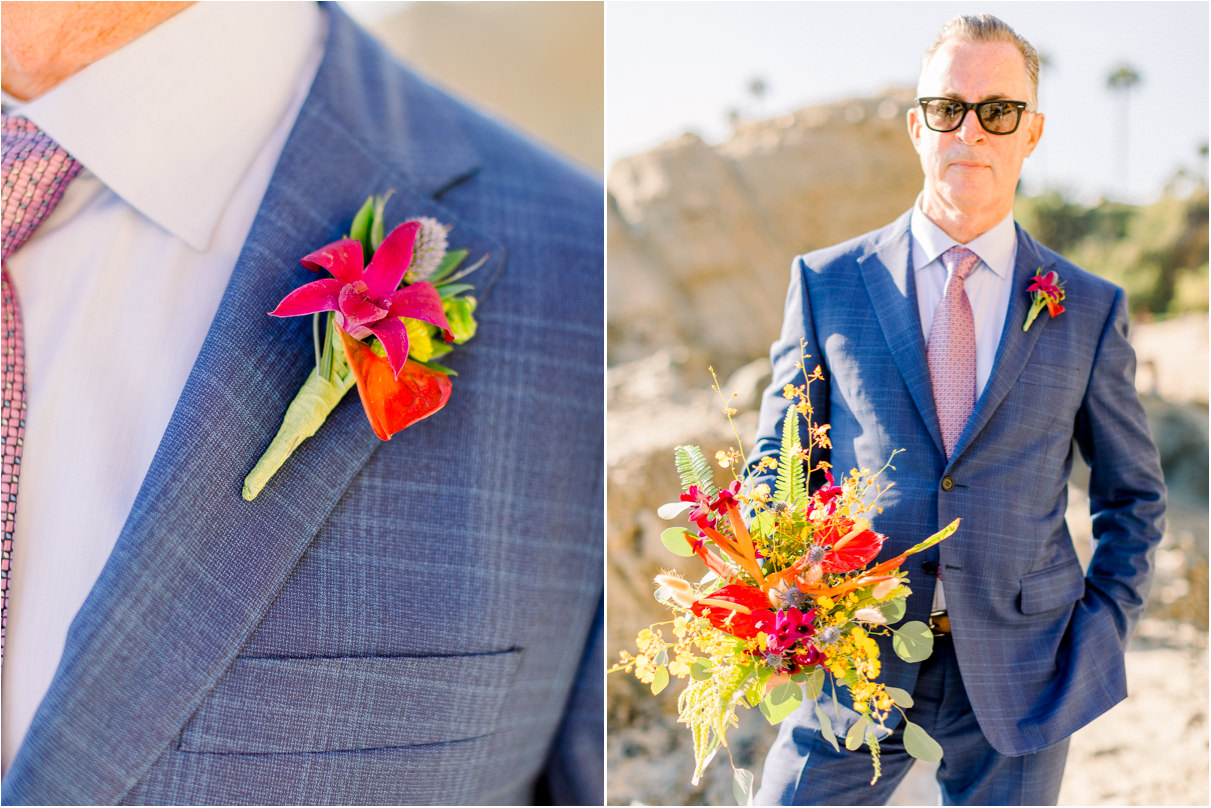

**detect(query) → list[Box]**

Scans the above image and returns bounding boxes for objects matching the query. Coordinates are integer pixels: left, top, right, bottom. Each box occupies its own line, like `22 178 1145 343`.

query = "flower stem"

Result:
242 362 355 501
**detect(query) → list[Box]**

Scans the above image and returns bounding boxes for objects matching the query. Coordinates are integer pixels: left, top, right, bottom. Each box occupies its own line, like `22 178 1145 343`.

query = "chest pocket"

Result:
177 650 521 754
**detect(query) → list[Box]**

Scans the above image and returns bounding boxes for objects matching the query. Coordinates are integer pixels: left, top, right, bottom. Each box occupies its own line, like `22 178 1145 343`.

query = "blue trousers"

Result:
755 635 1070 805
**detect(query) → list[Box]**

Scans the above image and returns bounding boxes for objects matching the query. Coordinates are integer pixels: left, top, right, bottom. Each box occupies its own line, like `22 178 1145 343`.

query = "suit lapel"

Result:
857 212 946 457
949 225 1054 461
3 7 504 804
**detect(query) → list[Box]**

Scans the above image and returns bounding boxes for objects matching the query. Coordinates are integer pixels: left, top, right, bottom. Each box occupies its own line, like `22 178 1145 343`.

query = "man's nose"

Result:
954 108 986 144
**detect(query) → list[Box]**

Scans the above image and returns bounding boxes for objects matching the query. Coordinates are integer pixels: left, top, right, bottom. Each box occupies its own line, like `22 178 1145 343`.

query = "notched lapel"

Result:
2 7 505 804
858 215 946 457
949 226 1054 461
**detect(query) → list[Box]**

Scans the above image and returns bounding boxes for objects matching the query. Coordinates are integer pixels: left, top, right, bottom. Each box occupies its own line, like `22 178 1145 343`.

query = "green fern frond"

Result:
674 445 719 498
774 406 807 505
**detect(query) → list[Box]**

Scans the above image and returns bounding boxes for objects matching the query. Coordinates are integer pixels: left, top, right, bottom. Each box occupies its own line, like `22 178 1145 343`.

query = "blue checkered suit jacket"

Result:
1 6 602 805
749 210 1165 756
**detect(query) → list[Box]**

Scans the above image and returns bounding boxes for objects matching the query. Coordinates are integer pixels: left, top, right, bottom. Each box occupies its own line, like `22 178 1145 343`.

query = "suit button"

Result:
941 476 955 491
922 561 938 576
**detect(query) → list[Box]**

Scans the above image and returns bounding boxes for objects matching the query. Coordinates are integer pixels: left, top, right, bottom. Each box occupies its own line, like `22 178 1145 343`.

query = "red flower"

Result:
691 584 774 639
816 517 886 573
339 330 452 440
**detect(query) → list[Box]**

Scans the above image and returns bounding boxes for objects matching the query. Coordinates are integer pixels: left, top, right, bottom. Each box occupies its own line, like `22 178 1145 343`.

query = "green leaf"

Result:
690 657 713 681
814 704 840 752
369 192 392 250
880 597 907 625
751 509 777 537
844 714 871 751
428 248 468 284
759 681 803 724
674 445 719 498
773 406 806 505
803 666 826 700
732 767 755 807
661 527 696 557
903 720 944 762
414 359 457 376
892 621 935 663
348 196 374 245
885 686 914 709
657 501 692 520
436 282 475 299
650 665 669 695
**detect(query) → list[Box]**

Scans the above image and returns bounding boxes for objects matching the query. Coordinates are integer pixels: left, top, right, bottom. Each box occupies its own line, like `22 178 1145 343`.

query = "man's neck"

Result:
918 191 1013 245
1 2 193 101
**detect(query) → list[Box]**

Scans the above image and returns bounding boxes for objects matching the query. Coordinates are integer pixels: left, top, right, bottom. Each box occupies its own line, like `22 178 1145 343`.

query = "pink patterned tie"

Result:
928 246 980 459
2 112 82 657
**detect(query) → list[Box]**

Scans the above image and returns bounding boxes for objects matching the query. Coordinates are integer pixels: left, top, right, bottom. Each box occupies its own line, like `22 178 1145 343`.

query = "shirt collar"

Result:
910 198 1017 279
6 1 322 251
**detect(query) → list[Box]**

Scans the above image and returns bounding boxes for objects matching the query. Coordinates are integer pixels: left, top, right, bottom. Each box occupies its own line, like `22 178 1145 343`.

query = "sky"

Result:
606 1 1209 205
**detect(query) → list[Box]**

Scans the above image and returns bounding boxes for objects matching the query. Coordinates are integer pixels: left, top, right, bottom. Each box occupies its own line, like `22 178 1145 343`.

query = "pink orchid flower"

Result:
270 221 452 377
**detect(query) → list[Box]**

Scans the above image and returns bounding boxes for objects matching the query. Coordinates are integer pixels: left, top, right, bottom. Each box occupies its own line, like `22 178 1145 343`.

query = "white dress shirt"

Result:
2 2 323 772
910 200 1017 612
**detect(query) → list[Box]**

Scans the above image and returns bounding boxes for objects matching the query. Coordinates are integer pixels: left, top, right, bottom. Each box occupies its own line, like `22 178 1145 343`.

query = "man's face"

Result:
908 38 1044 222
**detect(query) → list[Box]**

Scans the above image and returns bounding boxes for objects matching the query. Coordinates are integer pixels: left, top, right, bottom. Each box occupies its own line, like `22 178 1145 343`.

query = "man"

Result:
750 14 1165 806
1 2 602 804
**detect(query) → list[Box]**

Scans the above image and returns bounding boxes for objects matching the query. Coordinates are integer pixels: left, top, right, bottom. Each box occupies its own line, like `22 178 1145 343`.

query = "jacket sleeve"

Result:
1073 286 1167 644
746 255 831 493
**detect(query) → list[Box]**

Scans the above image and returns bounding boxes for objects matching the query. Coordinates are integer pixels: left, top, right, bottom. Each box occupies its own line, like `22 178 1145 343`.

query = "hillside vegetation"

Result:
1014 186 1209 319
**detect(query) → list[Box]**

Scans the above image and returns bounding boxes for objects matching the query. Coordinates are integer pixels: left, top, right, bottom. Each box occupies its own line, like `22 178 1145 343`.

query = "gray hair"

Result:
921 14 1040 107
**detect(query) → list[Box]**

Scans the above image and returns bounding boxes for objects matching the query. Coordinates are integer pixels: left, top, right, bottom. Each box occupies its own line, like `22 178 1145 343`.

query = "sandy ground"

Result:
608 616 1208 806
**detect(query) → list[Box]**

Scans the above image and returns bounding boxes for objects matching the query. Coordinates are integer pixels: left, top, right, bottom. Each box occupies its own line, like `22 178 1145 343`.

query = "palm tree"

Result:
747 76 768 119
1107 64 1142 196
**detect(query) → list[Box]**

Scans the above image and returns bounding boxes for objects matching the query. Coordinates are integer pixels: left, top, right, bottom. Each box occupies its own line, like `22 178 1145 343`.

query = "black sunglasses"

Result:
916 97 1031 135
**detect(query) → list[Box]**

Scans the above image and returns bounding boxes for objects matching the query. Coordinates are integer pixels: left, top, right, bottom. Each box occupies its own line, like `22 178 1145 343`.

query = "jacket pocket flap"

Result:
1018 559 1085 615
178 650 521 754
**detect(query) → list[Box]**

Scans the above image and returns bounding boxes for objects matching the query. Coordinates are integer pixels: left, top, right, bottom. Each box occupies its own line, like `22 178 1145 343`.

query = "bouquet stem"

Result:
242 364 355 501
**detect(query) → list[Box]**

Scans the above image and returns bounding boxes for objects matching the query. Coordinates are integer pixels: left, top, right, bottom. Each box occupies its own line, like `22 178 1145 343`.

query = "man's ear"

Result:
906 106 924 153
1024 112 1045 156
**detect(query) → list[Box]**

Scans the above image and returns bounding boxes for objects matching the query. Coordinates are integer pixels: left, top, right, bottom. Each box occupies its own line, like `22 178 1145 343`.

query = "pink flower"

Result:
270 221 452 377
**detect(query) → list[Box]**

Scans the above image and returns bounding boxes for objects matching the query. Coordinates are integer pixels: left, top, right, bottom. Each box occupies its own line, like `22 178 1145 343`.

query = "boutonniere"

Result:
1022 268 1065 332
242 193 484 500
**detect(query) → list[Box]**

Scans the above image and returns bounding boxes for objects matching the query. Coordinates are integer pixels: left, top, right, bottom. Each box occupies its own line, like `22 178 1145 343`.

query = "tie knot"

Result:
941 246 980 282
2 112 83 260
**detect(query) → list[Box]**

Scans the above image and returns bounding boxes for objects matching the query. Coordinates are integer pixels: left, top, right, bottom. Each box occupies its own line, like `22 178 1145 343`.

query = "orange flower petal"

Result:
339 328 452 440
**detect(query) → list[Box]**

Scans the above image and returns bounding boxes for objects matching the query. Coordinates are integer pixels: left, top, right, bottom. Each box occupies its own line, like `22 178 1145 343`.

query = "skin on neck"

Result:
2 1 192 101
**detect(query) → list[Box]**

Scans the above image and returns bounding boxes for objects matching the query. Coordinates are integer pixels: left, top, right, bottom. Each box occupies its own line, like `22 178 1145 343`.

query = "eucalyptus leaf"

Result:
844 715 871 751
903 720 944 762
885 686 914 709
690 657 713 681
880 597 907 624
803 666 825 700
661 527 697 557
732 767 755 807
658 501 693 520
759 682 803 725
892 621 935 663
650 665 669 695
814 704 840 752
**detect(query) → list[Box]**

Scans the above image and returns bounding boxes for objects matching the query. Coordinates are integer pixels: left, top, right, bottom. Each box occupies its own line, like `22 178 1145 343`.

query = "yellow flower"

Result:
669 652 694 677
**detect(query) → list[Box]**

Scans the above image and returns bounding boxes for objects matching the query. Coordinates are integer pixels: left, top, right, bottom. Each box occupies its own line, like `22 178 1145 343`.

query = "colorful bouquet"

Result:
611 364 958 803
